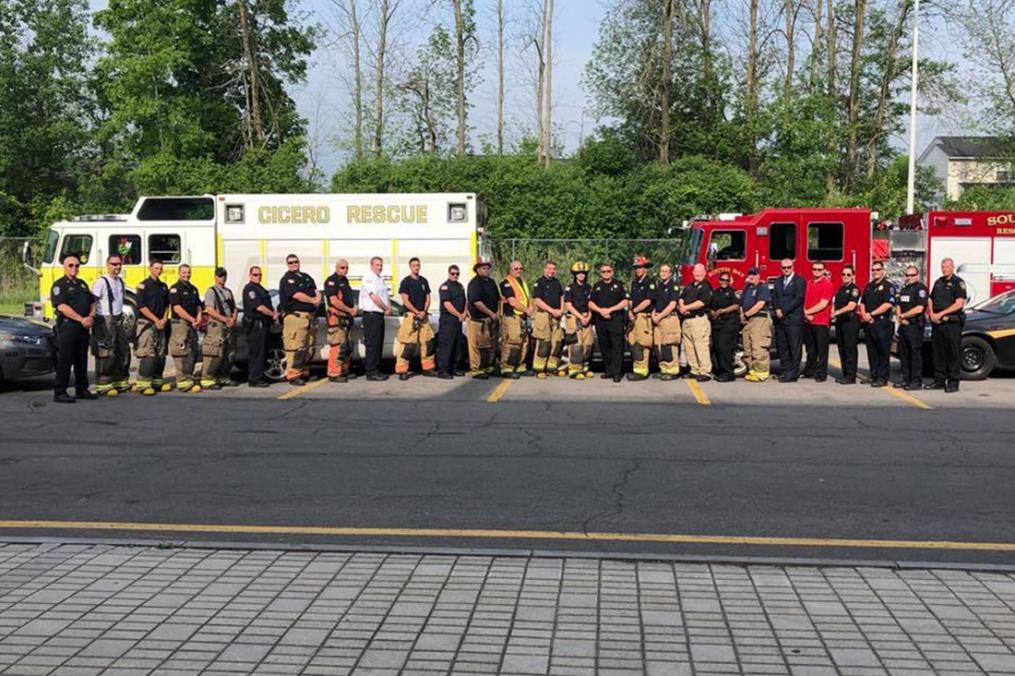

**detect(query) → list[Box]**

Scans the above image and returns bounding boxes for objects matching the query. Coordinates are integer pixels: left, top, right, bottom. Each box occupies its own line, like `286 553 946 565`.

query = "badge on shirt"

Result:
288 278 294 283
440 285 448 291
877 285 883 291
900 294 910 302
170 288 178 294
649 283 655 290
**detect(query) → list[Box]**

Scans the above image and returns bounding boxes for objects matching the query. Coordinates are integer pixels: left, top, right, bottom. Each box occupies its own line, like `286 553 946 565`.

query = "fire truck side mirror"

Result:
706 242 718 270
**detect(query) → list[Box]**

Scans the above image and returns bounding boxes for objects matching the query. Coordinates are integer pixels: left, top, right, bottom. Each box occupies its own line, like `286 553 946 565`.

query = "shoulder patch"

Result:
564 285 571 292
52 285 61 295
959 281 966 290
851 289 859 298
137 282 145 290
919 289 926 298
326 280 334 286
248 291 256 299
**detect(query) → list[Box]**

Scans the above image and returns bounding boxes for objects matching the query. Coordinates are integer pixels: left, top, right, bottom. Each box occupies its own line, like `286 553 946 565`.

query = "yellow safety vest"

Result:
502 276 529 316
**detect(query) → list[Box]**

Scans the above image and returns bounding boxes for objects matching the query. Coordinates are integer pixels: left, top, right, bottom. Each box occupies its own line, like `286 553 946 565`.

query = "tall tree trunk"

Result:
784 0 797 103
497 0 505 156
348 0 363 160
745 0 759 175
534 0 546 162
845 0 867 188
373 0 390 159
453 0 466 158
825 0 837 192
543 0 553 167
865 0 911 178
809 0 823 95
659 0 673 165
238 0 264 148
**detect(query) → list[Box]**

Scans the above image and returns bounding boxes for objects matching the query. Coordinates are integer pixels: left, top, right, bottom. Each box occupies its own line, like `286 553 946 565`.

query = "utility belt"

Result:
747 311 768 318
685 311 707 319
938 313 965 324
328 311 353 326
870 313 892 322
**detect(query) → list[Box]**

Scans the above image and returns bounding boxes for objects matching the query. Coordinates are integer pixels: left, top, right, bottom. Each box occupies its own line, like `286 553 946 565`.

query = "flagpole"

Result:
906 0 921 215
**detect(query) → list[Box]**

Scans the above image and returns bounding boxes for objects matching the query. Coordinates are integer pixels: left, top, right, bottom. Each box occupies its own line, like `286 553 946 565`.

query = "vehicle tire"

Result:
961 335 997 381
264 345 287 382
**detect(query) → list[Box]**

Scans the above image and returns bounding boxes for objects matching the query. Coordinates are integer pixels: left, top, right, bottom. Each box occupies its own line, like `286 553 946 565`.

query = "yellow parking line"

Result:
687 379 711 405
2 520 1015 552
828 356 932 410
486 379 513 403
277 378 330 400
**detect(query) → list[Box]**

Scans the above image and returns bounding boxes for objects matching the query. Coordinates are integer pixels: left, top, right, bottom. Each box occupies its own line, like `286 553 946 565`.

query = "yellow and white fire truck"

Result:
24 193 488 320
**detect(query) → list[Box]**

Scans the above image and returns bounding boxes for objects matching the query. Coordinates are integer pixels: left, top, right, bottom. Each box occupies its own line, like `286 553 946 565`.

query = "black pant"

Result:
835 319 859 380
898 322 924 384
802 323 830 379
865 319 893 382
436 316 462 374
712 320 739 378
363 311 385 375
932 320 962 384
55 321 90 394
246 320 269 383
774 320 802 380
595 321 625 377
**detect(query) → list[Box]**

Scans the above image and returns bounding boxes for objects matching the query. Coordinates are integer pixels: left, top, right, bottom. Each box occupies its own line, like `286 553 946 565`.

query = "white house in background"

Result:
919 136 1013 203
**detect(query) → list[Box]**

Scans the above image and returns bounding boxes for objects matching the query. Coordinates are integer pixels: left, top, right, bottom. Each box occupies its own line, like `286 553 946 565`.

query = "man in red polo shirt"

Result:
802 262 834 382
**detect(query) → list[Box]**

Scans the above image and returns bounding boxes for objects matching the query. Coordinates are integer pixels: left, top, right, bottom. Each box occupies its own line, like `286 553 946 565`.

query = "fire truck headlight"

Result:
448 204 467 223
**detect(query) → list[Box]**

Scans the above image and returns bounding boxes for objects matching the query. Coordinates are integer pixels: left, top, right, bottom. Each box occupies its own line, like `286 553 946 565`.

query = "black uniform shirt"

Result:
590 280 628 329
709 286 740 325
467 276 500 318
279 271 317 313
50 276 93 323
398 275 431 312
532 275 564 311
833 283 861 322
169 280 202 319
679 280 713 317
499 277 528 317
930 274 967 318
564 281 592 314
861 279 895 321
654 278 679 313
897 282 928 325
243 282 273 319
629 275 657 313
324 273 354 312
136 276 170 318
439 279 466 318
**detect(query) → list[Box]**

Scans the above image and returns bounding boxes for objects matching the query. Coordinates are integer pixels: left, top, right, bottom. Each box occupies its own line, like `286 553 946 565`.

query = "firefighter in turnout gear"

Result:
627 255 656 381
531 261 566 378
740 267 772 382
894 265 928 390
926 257 967 393
91 254 131 396
679 263 714 381
499 260 533 378
466 258 500 379
168 264 203 393
134 260 172 395
324 259 357 382
396 257 437 379
279 254 321 386
564 262 594 379
201 267 238 389
651 264 681 380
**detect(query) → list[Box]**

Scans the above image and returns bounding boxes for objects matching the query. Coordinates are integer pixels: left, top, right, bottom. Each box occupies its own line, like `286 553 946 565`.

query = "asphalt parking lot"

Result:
1 354 1014 567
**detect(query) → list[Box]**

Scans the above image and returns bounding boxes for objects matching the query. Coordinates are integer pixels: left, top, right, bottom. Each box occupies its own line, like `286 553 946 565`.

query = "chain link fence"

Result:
489 238 690 279
0 237 40 313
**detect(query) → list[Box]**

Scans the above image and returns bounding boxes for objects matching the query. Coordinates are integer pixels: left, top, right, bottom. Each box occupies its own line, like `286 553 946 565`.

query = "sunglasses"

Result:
905 272 918 277
251 273 262 277
338 265 348 269
287 260 299 265
719 278 731 283
873 268 884 272
67 263 80 268
781 265 793 270
842 272 853 276
110 262 122 267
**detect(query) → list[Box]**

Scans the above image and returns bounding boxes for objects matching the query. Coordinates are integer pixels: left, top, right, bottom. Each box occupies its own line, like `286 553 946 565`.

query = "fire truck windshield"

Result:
683 227 704 265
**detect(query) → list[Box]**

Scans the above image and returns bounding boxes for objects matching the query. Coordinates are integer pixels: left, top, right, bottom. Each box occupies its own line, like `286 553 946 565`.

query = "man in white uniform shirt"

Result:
359 256 391 381
90 254 130 396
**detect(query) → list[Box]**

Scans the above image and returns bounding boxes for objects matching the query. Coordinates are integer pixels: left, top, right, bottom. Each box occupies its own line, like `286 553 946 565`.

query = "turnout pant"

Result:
774 319 802 380
681 315 712 377
436 316 462 375
91 315 129 392
135 319 167 389
531 311 565 375
595 321 625 378
169 320 199 390
742 315 771 378
282 311 316 381
55 321 90 395
802 323 830 379
201 320 234 386
564 315 595 376
499 315 529 374
395 316 436 374
467 318 498 375
362 311 385 375
246 319 270 384
653 316 682 376
865 319 893 383
627 313 653 377
835 318 860 381
898 322 925 385
711 318 739 379
932 320 962 385
326 314 353 377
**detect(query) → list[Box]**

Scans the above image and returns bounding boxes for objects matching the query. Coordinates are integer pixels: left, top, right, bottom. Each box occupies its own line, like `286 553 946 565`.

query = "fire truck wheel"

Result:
961 335 996 381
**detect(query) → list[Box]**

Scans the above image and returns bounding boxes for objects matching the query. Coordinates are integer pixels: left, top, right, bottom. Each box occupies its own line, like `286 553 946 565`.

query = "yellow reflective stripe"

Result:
986 328 1015 340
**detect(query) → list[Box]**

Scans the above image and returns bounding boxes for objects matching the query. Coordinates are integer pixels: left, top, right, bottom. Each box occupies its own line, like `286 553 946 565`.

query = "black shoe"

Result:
924 382 945 390
814 376 827 383
905 382 923 391
436 372 453 380
659 374 675 382
835 377 855 385
695 374 712 382
893 381 908 389
612 374 624 382
248 381 270 388
366 373 389 381
75 390 98 400
472 372 489 380
398 373 410 381
945 382 959 393
651 373 663 380
288 378 306 386
53 392 76 404
205 383 223 391
626 373 648 381
454 370 466 376
328 375 348 383
779 376 798 383
502 372 520 380
422 370 438 378
518 370 536 377
601 374 613 380
801 371 815 378
871 379 886 388
306 375 320 383
714 375 733 382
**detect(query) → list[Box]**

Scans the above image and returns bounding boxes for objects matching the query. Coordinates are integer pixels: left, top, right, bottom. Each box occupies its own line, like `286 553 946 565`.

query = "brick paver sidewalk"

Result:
1 543 1015 675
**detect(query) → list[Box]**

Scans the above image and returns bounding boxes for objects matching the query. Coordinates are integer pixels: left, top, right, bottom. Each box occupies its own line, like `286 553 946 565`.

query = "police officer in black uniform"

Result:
894 265 928 390
51 255 97 403
589 263 629 382
926 257 967 393
708 272 740 382
858 261 895 387
243 265 278 387
831 265 861 384
436 265 467 378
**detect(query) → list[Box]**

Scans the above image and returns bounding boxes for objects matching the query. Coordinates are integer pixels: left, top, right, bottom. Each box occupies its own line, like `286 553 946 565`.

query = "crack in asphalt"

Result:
581 458 642 535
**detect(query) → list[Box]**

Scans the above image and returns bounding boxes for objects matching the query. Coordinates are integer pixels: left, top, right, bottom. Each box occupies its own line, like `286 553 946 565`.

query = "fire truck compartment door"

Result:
931 237 990 306
994 238 1015 282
